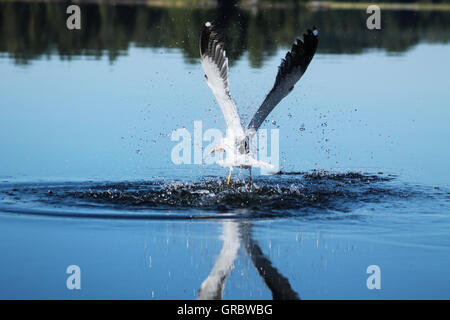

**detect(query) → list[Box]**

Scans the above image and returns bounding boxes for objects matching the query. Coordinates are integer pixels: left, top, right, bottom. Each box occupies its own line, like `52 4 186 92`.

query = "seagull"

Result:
200 22 318 184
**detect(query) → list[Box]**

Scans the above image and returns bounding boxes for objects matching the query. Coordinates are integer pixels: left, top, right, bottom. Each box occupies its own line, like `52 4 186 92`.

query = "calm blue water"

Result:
0 3 449 299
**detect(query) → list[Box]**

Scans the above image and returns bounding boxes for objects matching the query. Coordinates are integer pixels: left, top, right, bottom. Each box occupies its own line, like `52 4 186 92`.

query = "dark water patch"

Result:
277 170 393 181
0 171 436 221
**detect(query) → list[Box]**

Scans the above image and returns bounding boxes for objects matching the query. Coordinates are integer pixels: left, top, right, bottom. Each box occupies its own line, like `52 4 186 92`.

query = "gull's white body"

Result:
215 136 274 170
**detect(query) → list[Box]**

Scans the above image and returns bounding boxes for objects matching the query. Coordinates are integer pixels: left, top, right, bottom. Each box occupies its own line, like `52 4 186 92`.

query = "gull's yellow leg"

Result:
227 167 233 185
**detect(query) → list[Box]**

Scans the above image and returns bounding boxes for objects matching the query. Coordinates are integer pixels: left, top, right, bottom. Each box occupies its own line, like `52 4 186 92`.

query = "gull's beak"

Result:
209 146 224 155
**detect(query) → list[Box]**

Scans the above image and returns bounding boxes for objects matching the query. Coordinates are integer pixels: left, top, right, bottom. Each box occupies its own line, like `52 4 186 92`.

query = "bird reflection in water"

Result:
197 220 299 300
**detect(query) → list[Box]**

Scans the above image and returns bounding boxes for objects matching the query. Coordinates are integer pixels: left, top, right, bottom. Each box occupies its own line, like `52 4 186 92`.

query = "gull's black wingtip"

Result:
200 21 216 57
299 25 319 57
274 26 318 86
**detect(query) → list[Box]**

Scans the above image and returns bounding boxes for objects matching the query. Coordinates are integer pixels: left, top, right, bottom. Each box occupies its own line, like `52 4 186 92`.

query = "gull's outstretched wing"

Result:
247 27 319 131
200 22 244 136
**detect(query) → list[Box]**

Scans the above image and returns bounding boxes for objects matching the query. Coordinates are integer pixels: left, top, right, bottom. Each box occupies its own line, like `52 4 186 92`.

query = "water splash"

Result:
0 171 426 221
